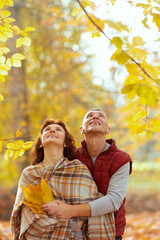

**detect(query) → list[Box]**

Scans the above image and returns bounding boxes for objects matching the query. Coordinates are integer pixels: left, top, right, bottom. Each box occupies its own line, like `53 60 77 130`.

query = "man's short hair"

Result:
82 108 108 125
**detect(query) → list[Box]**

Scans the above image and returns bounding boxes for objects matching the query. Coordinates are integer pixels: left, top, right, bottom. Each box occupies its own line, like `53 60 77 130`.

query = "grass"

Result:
128 162 160 194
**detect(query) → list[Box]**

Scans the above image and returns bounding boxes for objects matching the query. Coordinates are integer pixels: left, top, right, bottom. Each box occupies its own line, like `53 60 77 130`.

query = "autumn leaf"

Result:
22 141 34 150
132 36 145 46
20 178 53 214
16 128 21 137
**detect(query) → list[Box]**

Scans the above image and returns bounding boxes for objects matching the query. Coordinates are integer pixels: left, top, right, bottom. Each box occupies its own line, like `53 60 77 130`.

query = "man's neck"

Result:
85 134 107 157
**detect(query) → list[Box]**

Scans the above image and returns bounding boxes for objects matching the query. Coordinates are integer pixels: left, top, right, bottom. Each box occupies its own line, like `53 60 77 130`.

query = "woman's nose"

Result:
50 128 55 133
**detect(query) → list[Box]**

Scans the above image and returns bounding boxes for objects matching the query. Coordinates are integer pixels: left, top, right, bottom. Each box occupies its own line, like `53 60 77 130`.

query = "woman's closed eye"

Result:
56 128 62 132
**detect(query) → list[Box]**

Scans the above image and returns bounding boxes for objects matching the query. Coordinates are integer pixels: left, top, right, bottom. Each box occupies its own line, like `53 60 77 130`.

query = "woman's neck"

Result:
43 145 64 164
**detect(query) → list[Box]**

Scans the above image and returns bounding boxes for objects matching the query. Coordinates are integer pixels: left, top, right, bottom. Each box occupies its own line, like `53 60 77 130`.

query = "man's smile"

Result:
90 121 100 126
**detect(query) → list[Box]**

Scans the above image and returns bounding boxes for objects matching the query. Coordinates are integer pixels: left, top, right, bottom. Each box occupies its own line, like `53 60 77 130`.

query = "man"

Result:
44 109 132 240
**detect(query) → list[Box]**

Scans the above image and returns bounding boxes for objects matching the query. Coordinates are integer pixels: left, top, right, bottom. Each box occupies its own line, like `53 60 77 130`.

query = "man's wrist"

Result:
71 203 91 217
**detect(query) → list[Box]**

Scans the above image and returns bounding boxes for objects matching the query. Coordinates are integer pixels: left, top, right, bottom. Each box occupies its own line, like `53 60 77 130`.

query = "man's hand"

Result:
41 200 73 220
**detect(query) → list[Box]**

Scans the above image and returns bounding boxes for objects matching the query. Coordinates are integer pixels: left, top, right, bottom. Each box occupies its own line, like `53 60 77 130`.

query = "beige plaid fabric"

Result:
11 158 115 239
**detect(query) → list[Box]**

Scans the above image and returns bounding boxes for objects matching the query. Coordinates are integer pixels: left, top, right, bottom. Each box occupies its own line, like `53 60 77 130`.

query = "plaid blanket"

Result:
11 158 115 239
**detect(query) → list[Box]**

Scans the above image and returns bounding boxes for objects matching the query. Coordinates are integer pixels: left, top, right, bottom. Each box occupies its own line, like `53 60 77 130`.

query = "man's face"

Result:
80 110 110 135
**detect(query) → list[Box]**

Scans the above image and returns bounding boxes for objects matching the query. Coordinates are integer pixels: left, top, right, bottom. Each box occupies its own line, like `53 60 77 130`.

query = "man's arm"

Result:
42 163 130 219
89 162 130 216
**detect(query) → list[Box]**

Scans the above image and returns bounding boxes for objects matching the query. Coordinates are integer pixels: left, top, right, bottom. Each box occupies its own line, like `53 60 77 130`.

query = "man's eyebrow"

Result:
86 112 94 117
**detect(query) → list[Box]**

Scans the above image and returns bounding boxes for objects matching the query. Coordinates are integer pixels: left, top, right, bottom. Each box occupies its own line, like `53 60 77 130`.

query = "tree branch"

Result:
76 0 157 81
76 0 111 41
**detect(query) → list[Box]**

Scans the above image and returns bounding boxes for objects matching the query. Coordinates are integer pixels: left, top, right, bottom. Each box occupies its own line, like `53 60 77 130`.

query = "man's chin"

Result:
87 127 103 133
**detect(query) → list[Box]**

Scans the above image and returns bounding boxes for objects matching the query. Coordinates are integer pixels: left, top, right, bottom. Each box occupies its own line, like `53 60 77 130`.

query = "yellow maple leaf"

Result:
20 178 53 214
16 128 21 137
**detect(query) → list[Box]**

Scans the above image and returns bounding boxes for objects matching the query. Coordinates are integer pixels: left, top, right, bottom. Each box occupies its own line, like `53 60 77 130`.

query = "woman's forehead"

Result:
43 123 64 130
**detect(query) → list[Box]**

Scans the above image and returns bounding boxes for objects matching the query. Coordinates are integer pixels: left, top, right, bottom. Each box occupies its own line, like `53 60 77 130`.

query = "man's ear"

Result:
105 126 111 135
80 126 84 134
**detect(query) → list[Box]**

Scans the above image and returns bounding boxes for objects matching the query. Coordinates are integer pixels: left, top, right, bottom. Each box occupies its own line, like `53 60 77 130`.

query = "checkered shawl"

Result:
11 158 115 239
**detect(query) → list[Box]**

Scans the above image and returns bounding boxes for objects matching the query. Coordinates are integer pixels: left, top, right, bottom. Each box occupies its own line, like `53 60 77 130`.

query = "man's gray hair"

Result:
82 108 108 124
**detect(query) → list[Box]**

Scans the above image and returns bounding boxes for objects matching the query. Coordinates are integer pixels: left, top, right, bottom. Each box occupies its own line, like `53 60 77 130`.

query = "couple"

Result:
11 108 132 239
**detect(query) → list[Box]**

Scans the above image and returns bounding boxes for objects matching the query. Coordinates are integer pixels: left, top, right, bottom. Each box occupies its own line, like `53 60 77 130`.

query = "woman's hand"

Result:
41 200 73 220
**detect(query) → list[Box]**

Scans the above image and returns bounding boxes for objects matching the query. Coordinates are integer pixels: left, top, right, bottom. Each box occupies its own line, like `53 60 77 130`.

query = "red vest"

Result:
75 139 132 236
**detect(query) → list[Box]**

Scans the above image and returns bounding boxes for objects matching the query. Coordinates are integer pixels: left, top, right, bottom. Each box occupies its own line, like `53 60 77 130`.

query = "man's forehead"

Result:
83 109 107 120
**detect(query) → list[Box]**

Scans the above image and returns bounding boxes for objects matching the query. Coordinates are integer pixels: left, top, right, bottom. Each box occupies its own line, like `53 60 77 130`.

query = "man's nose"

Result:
93 114 98 119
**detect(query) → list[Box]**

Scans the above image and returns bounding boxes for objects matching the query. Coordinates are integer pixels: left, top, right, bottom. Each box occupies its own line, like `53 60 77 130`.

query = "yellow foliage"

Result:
0 47 10 54
142 17 150 29
136 84 158 106
106 20 129 33
0 1 34 100
125 63 139 74
111 36 123 49
23 27 35 32
19 148 25 157
22 37 31 46
121 84 136 94
152 13 160 32
133 111 147 122
1 10 10 18
132 36 145 46
21 178 53 214
146 131 152 140
151 118 160 129
0 0 5 10
5 0 13 7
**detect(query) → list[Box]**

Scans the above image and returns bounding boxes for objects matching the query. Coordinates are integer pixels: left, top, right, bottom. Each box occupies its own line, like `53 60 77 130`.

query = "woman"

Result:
11 119 115 240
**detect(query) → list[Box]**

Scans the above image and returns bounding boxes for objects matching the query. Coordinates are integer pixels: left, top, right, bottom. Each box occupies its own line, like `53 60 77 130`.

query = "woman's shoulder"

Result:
22 163 42 175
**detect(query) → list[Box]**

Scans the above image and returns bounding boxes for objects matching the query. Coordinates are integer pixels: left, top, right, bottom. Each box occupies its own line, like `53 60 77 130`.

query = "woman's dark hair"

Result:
31 119 76 165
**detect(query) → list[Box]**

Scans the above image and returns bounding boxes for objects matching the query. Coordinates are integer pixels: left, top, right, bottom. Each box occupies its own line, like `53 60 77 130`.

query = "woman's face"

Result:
41 124 66 148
